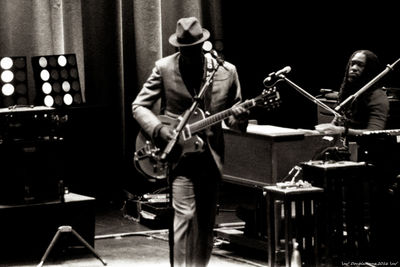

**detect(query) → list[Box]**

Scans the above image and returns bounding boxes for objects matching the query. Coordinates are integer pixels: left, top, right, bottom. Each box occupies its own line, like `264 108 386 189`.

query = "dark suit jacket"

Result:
132 52 247 173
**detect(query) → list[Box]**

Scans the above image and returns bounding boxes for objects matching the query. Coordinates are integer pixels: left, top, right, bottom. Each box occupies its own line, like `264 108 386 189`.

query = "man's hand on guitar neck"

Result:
231 105 250 123
152 104 249 145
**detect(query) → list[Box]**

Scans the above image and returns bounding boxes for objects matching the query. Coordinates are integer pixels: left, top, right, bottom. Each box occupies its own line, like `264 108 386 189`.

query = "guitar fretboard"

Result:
189 100 255 133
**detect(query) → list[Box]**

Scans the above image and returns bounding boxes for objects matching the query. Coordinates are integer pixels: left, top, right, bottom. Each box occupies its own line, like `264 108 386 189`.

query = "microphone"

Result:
263 66 291 85
202 40 214 54
208 50 220 60
202 41 224 63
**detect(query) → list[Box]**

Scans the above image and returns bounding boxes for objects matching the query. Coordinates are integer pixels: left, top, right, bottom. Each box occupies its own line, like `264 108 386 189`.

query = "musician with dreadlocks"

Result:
314 50 398 262
315 49 389 136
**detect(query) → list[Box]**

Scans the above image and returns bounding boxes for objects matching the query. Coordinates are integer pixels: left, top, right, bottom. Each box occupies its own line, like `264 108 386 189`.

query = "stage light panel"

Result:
0 56 29 108
31 54 83 108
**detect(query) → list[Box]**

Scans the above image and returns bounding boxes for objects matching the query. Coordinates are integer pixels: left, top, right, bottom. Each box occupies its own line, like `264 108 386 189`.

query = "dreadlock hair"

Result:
338 50 381 102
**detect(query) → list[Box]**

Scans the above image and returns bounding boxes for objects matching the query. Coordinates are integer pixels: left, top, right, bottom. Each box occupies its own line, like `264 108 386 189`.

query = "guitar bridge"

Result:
134 140 168 180
134 141 160 160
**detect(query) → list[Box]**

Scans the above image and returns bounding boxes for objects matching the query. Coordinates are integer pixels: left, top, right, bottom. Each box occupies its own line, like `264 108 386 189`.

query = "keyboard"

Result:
356 129 400 144
360 129 400 136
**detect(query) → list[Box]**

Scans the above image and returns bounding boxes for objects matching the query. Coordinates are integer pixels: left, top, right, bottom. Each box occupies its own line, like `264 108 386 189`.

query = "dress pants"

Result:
171 152 220 267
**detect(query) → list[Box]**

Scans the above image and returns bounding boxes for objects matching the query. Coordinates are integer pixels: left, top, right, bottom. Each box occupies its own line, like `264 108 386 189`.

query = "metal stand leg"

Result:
37 228 63 267
37 225 107 267
70 227 107 265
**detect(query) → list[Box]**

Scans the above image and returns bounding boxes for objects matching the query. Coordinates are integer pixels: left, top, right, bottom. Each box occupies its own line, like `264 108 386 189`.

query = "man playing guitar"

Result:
132 17 249 267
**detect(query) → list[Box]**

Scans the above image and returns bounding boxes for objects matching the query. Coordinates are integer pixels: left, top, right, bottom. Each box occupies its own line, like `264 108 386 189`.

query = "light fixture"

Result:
31 54 83 108
0 56 29 108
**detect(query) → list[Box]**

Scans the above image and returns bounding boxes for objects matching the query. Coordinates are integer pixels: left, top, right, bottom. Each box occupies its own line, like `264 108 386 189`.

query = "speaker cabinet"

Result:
0 140 65 204
301 161 376 262
0 193 95 260
222 126 341 186
317 98 336 124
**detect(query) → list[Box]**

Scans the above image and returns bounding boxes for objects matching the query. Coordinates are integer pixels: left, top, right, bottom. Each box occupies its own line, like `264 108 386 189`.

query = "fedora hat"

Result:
169 17 210 47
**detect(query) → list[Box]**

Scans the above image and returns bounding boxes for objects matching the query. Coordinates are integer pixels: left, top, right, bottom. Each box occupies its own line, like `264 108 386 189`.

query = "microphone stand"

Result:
274 74 351 160
273 74 344 121
160 55 223 161
335 57 400 112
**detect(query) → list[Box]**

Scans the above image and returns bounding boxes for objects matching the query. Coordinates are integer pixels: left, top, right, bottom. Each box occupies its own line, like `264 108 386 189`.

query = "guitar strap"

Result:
203 55 215 113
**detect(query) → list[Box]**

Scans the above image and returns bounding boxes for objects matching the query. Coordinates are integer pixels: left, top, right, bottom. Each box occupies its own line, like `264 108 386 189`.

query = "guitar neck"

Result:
189 99 255 134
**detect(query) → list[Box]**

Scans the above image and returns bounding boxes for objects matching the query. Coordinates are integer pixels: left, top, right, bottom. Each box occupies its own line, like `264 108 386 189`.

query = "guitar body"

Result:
134 108 206 181
134 87 281 181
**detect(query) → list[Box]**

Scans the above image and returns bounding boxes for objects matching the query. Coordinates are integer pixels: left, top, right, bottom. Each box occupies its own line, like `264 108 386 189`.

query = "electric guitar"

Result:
134 87 281 181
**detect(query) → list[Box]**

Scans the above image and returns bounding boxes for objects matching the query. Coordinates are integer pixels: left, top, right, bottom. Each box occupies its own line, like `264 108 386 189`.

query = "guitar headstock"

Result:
254 86 281 110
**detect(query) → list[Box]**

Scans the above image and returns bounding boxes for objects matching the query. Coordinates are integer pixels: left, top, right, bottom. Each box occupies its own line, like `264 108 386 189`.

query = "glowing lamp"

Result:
32 54 83 108
0 56 29 108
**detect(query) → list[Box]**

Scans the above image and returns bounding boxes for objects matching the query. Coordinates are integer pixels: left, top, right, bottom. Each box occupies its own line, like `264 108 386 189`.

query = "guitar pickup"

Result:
181 125 192 141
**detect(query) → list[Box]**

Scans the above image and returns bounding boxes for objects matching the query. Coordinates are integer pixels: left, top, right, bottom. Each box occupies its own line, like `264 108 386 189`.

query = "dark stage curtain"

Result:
0 0 86 103
0 0 225 198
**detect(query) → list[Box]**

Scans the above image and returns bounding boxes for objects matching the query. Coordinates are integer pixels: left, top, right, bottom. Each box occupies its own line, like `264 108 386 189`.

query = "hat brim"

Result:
168 29 210 47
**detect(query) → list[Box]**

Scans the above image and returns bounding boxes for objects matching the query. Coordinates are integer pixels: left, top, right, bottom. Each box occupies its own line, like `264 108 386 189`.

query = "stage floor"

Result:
1 183 268 267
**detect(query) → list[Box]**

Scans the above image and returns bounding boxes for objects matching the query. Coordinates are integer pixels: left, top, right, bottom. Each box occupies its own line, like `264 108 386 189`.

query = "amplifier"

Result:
0 193 95 259
124 194 172 229
301 160 369 186
300 160 375 261
317 98 336 124
0 139 65 204
0 105 66 142
0 106 67 204
351 128 400 182
222 125 342 187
